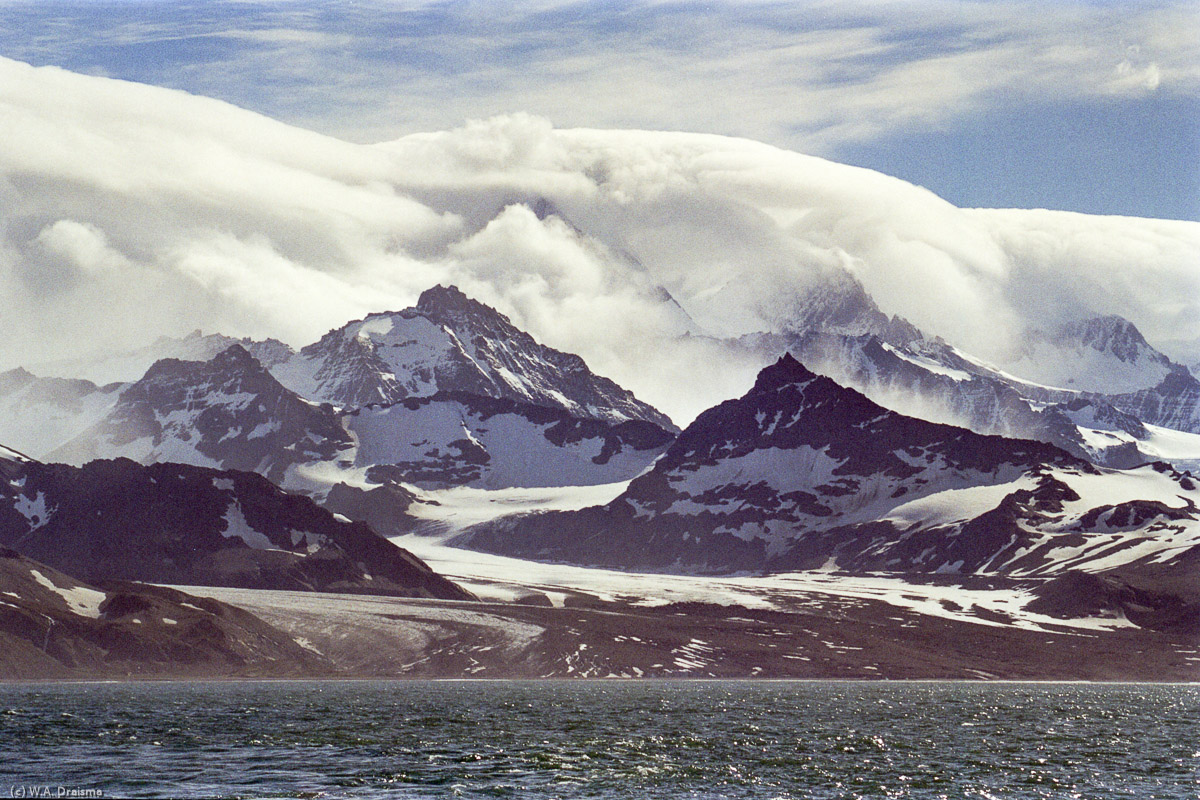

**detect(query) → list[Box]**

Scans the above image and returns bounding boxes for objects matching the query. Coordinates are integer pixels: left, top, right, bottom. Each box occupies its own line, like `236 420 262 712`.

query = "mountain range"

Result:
1 287 680 542
5 284 1199 568
462 354 1200 580
771 306 1200 472
3 282 1197 682
2 56 1198 678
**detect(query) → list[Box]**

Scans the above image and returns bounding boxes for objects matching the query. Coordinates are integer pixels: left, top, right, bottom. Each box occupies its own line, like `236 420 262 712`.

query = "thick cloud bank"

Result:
2 58 1197 424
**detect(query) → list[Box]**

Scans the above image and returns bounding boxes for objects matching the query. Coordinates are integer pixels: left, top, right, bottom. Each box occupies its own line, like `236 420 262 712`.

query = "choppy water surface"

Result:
2 680 1196 799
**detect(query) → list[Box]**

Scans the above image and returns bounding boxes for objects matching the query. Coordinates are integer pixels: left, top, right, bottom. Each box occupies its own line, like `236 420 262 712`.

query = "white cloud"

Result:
972 208 1200 357
2 57 1198 424
35 220 127 276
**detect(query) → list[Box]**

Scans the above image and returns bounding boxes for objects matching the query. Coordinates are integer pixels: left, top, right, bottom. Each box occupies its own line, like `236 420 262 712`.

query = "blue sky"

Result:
2 0 1197 220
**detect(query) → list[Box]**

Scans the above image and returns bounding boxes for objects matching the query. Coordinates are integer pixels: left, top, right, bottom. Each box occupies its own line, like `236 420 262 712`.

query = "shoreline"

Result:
4 676 1198 686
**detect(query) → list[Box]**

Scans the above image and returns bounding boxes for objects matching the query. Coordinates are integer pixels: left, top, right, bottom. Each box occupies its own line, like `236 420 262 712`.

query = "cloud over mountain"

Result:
2 57 1198 424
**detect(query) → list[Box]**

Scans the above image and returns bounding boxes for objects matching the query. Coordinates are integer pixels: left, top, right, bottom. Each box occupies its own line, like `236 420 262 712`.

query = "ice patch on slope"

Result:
29 569 105 618
884 477 1039 528
881 342 972 382
667 446 843 501
13 491 51 529
1055 465 1192 515
221 502 279 550
407 481 632 533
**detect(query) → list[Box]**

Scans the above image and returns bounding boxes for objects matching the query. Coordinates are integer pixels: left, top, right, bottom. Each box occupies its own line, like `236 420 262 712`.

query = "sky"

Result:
2 0 1198 221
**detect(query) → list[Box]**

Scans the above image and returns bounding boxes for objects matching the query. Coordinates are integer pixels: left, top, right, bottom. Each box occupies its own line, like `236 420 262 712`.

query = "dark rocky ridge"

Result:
1027 570 1200 635
654 354 1081 477
459 355 1199 575
0 452 472 600
49 345 353 482
0 548 335 679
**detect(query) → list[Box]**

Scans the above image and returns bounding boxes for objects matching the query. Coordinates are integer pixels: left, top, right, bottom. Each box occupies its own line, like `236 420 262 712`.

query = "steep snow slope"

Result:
1002 317 1173 394
347 392 673 490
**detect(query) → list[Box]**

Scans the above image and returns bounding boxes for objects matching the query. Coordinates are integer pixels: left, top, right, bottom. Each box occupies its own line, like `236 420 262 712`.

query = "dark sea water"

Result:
1 680 1196 799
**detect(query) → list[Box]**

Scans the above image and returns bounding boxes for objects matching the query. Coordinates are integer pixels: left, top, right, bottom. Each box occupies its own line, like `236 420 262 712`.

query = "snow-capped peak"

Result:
1056 316 1162 364
272 284 677 430
49 345 353 481
1002 315 1174 394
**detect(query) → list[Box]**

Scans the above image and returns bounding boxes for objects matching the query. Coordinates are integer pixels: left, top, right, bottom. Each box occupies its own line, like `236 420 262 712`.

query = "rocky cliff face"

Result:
1102 366 1200 435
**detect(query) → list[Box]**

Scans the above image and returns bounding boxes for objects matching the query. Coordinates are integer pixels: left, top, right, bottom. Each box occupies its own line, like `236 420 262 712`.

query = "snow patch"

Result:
13 492 51 529
221 502 279 551
29 569 105 618
406 482 632 533
881 342 973 382
885 477 1037 528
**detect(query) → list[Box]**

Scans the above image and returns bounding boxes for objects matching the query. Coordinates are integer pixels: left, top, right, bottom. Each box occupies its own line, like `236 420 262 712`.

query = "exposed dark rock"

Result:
0 549 335 679
49 345 353 482
460 355 1198 578
0 453 472 600
1027 571 1200 634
